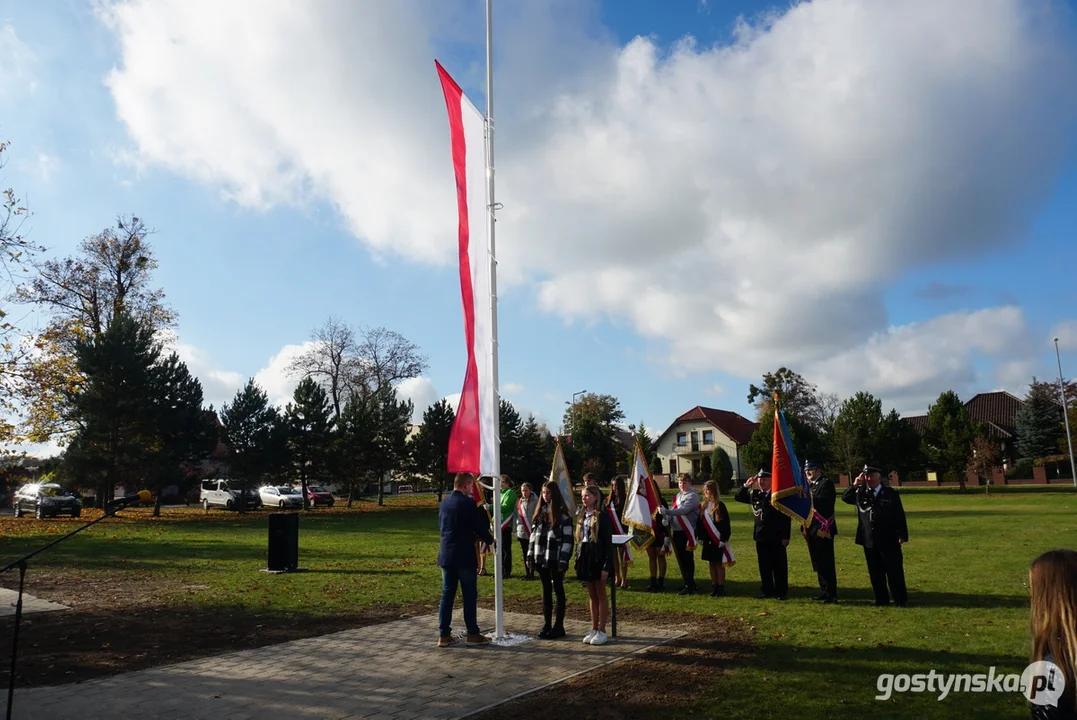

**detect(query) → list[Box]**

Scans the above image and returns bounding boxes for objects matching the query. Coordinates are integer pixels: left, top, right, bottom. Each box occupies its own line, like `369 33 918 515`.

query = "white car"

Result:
200 479 260 511
259 486 304 509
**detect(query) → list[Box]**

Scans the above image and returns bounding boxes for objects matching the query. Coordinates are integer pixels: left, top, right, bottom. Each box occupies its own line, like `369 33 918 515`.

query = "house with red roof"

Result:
654 406 759 481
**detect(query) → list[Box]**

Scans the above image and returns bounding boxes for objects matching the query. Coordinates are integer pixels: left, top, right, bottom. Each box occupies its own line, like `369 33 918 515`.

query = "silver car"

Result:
259 486 303 509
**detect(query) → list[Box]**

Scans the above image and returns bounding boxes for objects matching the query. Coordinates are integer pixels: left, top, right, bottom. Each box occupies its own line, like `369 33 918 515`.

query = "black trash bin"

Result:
267 512 299 572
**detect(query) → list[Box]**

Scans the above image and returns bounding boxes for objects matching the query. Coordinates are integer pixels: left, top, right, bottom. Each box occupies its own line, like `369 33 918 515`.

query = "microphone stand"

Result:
1 501 132 720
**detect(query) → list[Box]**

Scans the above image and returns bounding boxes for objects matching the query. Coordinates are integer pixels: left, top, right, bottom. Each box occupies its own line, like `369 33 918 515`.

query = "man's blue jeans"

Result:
439 565 480 637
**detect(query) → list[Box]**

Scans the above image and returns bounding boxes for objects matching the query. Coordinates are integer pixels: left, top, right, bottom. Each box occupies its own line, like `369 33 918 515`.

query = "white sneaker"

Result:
589 630 608 646
582 629 597 644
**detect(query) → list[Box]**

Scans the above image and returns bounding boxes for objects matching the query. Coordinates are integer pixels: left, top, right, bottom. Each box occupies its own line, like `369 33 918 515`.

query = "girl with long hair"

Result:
528 481 574 639
575 484 614 645
646 485 671 592
699 480 735 597
608 475 631 589
1028 549 1077 718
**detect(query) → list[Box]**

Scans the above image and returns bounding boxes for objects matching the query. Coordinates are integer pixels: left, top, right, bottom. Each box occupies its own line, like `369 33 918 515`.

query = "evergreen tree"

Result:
1016 379 1062 460
498 399 526 479
710 446 734 493
65 313 160 507
337 393 379 507
220 379 280 511
925 390 978 490
147 352 218 516
518 414 552 487
285 377 335 509
372 386 413 506
830 392 883 476
410 399 455 501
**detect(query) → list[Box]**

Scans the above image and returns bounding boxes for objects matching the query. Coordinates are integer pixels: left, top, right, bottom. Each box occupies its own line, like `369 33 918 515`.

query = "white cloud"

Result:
809 307 1032 414
502 382 525 395
252 343 313 408
35 152 59 182
396 376 443 423
101 0 1077 405
0 23 37 97
1051 320 1077 351
170 340 245 409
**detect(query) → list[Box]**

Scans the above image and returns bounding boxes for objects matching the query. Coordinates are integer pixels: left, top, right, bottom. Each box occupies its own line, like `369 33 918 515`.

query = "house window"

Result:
702 430 714 445
676 432 687 446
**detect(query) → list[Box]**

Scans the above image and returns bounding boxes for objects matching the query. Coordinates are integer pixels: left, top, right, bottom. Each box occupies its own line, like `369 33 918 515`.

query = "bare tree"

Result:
287 317 362 420
356 326 428 395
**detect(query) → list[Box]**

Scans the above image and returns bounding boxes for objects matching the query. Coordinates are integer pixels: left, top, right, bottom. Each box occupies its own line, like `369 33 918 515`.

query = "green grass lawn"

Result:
1 489 1074 719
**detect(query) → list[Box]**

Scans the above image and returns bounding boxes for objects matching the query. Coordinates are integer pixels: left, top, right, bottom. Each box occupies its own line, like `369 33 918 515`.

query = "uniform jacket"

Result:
438 490 495 568
807 476 838 538
734 486 791 543
841 483 908 548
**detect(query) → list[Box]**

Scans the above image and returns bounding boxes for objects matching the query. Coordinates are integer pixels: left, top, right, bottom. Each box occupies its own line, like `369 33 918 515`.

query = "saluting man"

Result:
802 460 838 603
734 470 791 600
841 465 909 607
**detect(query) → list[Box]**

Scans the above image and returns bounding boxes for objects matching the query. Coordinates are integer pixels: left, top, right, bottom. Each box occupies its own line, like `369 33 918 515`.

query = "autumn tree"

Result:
288 317 428 417
285 378 335 509
0 140 43 445
561 392 625 482
748 367 825 427
19 216 175 442
967 435 1001 496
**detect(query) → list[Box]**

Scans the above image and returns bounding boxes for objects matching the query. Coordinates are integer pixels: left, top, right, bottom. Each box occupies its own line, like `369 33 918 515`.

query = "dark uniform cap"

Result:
757 470 772 478
863 465 882 475
804 460 822 470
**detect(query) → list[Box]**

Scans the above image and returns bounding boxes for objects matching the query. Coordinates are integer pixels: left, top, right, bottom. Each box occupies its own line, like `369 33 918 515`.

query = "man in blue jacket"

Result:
438 472 495 647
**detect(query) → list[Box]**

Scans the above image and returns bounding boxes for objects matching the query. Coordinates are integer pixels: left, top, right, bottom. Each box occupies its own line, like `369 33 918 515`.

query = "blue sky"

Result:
2 0 1077 453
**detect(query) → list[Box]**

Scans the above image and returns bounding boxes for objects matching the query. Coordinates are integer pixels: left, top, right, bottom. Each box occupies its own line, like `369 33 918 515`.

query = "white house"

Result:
654 406 759 481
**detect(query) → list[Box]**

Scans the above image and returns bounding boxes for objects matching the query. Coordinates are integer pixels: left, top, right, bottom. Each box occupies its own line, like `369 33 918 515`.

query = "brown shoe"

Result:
465 633 491 646
437 635 454 648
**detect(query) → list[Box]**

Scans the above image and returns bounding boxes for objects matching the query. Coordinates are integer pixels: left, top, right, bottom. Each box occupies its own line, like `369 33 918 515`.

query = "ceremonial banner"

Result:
549 437 576 516
607 502 633 563
770 409 813 527
622 440 659 554
437 61 497 476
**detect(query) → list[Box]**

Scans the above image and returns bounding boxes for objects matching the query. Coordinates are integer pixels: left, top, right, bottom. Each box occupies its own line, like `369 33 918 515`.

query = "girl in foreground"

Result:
528 481 574 639
575 484 614 645
1028 549 1077 719
699 480 735 597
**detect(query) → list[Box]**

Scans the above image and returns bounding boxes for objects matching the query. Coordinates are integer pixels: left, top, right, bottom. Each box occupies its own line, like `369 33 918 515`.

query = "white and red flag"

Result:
437 61 498 476
622 440 659 554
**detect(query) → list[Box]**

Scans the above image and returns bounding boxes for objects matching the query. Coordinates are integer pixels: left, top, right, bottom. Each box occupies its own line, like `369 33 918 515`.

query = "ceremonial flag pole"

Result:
437 0 504 639
484 0 505 641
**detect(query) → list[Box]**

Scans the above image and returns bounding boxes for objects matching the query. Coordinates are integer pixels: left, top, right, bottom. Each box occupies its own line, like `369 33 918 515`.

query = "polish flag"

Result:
437 61 498 476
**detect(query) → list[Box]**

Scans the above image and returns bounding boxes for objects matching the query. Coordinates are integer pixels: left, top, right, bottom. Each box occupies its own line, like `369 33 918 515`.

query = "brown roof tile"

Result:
665 406 759 446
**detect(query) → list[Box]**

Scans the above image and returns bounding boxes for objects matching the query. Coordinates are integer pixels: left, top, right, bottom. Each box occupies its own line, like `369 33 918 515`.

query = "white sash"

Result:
607 504 633 562
672 494 697 550
516 497 532 537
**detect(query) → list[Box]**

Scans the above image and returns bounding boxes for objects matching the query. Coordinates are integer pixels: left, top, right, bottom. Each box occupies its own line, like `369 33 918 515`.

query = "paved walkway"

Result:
11 609 682 720
0 588 69 618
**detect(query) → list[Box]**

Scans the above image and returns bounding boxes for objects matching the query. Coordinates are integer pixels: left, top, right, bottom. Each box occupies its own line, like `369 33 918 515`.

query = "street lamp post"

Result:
1053 338 1077 489
569 390 587 436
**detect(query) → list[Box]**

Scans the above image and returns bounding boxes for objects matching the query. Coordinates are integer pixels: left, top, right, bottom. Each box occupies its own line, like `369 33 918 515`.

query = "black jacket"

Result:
841 484 908 548
807 476 838 538
697 501 732 544
734 486 791 543
437 490 494 568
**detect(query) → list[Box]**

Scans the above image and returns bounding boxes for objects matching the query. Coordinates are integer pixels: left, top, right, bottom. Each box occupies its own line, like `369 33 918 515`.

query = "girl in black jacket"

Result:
575 484 614 645
528 481 574 639
699 480 735 597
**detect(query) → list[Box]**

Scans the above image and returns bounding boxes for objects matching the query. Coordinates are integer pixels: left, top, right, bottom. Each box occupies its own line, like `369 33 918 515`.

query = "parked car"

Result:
260 485 304 509
397 485 414 495
200 479 261 511
305 485 335 507
13 483 82 519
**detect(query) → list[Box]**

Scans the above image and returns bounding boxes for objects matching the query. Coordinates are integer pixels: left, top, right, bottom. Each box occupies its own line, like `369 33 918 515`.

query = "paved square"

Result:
0 589 70 618
11 609 683 720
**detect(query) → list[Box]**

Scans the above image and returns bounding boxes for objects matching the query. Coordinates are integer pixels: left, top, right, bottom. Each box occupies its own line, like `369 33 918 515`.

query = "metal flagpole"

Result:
486 0 504 639
1054 338 1077 489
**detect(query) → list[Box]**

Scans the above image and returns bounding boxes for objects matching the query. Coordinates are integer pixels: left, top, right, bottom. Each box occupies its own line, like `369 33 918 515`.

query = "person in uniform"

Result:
734 470 791 600
658 473 700 595
803 460 838 603
841 465 909 607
